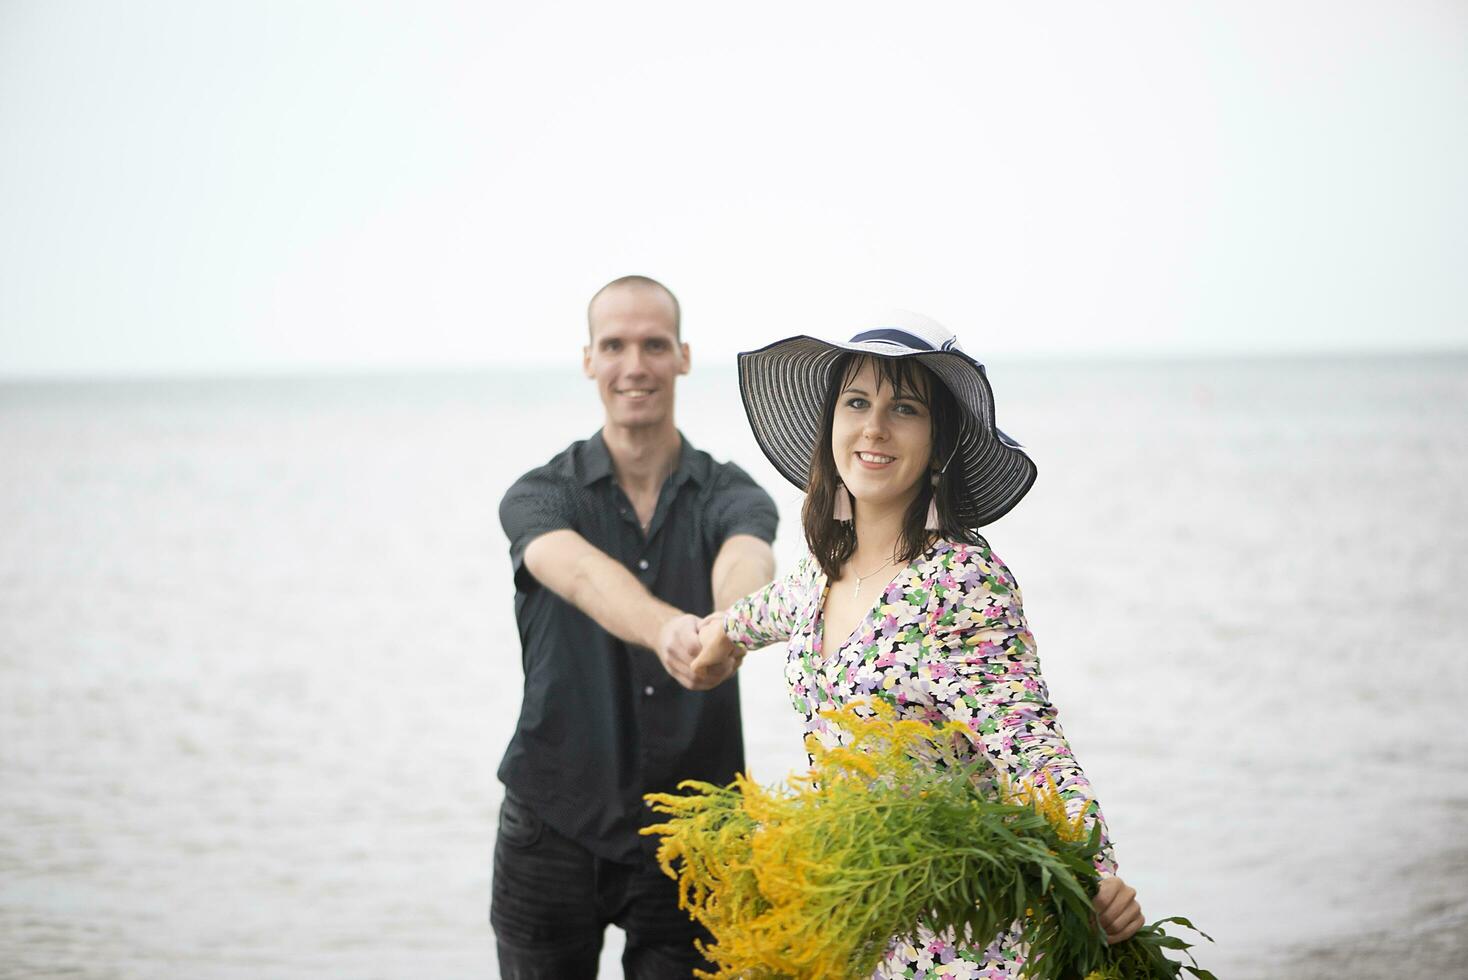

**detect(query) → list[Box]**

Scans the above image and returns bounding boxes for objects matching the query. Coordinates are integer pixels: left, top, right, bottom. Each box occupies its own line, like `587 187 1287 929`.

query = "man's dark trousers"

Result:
491 793 712 979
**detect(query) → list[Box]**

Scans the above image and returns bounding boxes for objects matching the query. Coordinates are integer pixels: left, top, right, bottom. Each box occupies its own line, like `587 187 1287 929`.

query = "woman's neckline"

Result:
814 539 950 660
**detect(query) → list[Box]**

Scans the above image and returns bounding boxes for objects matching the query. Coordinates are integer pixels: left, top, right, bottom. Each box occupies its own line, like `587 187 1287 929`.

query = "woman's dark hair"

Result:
802 354 985 580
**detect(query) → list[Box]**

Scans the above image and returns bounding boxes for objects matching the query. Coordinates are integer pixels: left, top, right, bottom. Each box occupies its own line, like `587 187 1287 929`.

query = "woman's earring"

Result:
833 484 853 522
924 471 941 531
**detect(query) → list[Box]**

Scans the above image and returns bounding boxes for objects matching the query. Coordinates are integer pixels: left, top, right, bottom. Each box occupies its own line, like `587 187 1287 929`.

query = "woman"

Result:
692 313 1143 978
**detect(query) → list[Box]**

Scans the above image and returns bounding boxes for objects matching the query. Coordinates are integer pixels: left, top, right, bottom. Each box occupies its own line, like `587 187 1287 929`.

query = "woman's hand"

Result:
1094 876 1143 944
690 612 743 688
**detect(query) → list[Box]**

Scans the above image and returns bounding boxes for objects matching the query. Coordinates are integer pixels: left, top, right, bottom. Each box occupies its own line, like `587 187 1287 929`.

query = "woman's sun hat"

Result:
737 310 1037 528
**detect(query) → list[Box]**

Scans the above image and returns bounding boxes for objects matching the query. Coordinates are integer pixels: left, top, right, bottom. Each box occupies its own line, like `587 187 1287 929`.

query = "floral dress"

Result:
724 538 1117 980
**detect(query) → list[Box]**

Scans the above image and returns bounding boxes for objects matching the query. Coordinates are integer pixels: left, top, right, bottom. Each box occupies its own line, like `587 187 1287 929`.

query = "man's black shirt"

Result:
497 430 778 863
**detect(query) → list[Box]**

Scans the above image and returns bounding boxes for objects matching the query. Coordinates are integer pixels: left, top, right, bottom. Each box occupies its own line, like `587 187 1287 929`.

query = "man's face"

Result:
583 285 689 430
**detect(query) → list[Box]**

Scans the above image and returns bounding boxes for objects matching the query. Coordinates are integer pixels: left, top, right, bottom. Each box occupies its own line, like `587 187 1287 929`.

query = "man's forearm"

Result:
525 530 686 651
711 537 776 611
567 550 682 650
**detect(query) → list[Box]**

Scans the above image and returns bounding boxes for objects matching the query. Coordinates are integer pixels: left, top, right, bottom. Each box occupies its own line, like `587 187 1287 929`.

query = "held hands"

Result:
654 613 706 690
656 612 743 691
1094 876 1144 944
690 612 743 689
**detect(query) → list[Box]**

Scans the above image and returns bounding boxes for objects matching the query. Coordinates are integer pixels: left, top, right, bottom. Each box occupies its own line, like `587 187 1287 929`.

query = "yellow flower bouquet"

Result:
642 701 1213 980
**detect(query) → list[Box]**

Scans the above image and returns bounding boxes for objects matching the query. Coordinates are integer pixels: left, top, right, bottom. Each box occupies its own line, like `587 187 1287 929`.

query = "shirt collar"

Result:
580 429 706 488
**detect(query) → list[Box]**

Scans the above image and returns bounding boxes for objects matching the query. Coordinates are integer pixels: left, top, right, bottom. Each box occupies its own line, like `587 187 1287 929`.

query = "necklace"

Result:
849 554 898 599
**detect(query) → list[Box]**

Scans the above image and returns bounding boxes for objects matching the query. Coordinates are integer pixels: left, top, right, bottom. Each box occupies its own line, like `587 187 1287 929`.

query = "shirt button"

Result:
643 685 655 696
637 559 650 570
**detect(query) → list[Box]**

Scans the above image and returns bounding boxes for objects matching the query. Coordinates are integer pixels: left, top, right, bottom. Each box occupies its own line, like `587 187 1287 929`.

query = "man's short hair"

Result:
587 275 681 340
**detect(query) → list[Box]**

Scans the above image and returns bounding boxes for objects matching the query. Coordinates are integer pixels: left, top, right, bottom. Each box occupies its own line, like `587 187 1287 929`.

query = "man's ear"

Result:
583 345 594 379
679 341 691 375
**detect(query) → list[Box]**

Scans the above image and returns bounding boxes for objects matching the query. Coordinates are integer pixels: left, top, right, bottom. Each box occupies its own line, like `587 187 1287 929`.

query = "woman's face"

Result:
830 359 934 515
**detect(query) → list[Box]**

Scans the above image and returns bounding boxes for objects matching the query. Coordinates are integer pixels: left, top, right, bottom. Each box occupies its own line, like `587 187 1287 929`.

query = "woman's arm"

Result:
723 554 812 651
928 545 1143 940
927 544 1118 876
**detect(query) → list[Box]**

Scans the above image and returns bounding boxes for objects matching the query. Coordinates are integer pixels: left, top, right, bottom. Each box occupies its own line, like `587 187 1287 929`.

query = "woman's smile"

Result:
855 450 897 468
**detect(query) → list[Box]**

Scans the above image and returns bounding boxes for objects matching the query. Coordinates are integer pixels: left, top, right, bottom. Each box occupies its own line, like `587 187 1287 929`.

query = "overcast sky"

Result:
1 1 1464 376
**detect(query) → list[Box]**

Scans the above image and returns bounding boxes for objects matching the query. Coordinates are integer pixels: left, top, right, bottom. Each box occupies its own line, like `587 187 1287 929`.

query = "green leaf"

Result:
1154 915 1215 943
1148 935 1191 950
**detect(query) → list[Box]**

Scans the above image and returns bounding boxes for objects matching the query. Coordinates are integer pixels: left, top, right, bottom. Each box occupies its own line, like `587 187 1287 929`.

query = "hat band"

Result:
849 328 937 350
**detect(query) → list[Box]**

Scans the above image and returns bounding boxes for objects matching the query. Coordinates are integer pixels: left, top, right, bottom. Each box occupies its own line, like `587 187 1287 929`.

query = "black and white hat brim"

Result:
736 326 1037 528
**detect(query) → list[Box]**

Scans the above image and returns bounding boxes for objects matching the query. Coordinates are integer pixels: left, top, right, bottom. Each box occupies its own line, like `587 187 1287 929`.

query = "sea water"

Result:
2 355 1465 978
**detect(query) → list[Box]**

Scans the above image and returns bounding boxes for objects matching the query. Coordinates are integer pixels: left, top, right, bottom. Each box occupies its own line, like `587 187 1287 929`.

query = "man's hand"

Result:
1094 876 1144 944
656 613 715 690
689 613 742 689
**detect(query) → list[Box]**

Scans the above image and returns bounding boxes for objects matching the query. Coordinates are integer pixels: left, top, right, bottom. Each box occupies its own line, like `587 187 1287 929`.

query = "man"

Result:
492 276 778 978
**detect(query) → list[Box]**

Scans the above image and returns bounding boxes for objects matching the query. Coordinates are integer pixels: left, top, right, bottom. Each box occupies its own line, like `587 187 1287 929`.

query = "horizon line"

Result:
3 343 1466 386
